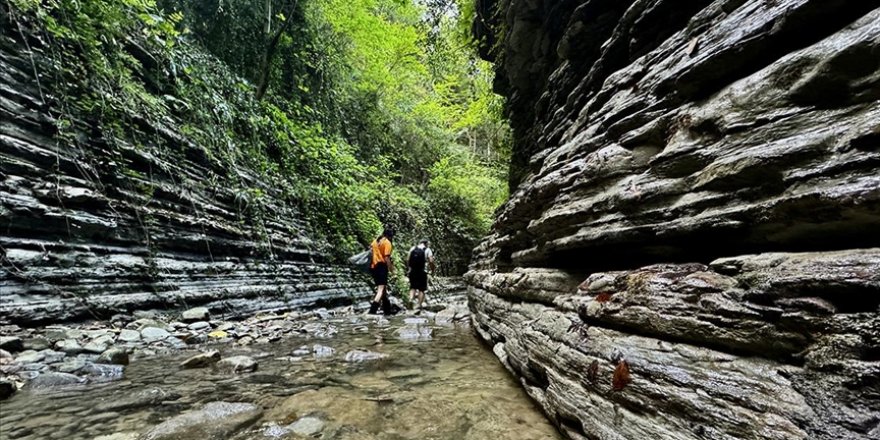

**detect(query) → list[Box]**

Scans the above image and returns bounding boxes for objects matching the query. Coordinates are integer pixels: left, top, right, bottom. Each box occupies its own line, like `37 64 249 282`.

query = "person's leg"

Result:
380 289 392 315
373 284 385 303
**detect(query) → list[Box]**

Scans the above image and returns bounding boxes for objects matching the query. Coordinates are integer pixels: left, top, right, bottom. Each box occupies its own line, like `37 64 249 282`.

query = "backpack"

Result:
348 249 371 273
409 247 426 272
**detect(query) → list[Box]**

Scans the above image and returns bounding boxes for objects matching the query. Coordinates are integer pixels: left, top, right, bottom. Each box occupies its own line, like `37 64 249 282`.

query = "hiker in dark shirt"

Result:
406 238 435 311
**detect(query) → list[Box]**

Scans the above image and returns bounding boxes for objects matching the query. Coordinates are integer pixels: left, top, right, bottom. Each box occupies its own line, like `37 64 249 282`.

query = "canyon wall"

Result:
468 1 880 439
0 13 370 326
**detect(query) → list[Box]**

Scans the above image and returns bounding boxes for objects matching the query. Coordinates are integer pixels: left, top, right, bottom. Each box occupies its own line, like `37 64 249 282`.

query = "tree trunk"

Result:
255 0 298 100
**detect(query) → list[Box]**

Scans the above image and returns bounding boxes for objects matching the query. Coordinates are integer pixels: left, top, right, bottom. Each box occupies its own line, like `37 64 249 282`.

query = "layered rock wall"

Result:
469 1 880 438
0 13 369 325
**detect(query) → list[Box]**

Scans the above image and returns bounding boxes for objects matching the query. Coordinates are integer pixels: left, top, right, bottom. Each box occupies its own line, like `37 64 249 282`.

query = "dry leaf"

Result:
612 360 631 391
595 292 613 303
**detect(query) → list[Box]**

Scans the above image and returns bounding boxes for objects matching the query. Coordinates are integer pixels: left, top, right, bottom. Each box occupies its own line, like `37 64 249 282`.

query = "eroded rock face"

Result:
0 9 370 326
470 1 880 439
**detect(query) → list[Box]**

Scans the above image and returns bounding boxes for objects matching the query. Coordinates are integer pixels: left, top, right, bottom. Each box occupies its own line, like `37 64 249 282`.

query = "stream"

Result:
0 303 561 440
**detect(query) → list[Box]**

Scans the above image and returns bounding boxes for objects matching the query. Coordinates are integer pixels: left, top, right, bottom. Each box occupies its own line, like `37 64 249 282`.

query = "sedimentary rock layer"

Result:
0 13 369 325
469 0 880 438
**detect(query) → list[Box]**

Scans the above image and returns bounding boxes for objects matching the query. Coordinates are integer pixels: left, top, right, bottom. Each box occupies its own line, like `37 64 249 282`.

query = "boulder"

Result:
140 401 262 440
180 350 221 369
181 307 210 323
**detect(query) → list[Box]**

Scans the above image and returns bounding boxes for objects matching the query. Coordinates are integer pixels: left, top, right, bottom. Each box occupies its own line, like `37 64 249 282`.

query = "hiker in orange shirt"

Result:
369 227 395 314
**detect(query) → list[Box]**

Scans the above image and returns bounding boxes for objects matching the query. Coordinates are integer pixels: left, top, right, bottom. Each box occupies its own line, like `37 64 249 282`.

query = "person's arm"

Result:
383 242 394 274
428 249 436 273
385 254 394 274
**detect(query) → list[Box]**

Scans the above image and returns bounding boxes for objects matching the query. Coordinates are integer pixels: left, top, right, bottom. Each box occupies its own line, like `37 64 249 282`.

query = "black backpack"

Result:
409 247 426 272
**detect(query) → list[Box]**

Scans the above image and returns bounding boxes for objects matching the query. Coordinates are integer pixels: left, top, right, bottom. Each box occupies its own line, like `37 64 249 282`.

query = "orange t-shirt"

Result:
370 238 392 268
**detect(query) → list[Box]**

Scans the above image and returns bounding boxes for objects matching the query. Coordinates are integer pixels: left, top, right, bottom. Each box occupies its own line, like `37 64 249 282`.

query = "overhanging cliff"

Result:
468 1 880 439
0 6 370 325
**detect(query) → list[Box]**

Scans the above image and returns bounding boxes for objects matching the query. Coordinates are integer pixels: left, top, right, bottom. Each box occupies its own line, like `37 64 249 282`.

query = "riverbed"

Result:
0 307 561 440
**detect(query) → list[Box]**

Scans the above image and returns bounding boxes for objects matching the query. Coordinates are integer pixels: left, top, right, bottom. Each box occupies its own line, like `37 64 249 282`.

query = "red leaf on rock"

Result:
595 292 613 303
612 360 631 391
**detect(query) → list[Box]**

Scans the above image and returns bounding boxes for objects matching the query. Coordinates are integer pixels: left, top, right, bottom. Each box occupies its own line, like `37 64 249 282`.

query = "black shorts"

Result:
371 263 389 286
408 270 427 291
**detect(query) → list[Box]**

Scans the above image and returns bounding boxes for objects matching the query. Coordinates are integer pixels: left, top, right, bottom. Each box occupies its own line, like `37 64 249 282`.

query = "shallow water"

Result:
0 314 561 440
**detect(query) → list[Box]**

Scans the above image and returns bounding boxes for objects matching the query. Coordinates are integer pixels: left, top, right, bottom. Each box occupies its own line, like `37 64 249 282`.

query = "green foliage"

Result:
7 0 512 275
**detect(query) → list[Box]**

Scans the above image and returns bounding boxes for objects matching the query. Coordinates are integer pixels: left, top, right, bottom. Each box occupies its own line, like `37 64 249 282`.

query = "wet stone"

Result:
344 350 387 363
395 325 433 341
81 363 125 381
0 380 16 400
118 329 141 342
141 327 171 343
97 347 129 365
42 349 67 364
56 359 87 373
313 344 335 359
22 337 51 351
216 355 257 373
140 401 262 440
187 321 211 331
182 307 210 323
289 416 325 436
27 372 84 388
181 350 221 369
16 350 45 364
55 339 84 355
0 336 24 353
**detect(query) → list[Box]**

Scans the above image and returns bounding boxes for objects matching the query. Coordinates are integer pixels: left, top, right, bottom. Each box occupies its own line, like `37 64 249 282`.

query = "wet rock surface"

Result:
470 1 880 439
